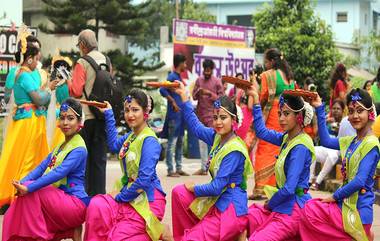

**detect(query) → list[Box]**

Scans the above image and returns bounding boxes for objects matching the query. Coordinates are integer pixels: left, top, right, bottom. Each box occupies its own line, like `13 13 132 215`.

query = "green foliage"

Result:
253 0 340 101
350 76 366 89
341 54 361 69
182 1 216 23
39 0 153 40
355 30 380 72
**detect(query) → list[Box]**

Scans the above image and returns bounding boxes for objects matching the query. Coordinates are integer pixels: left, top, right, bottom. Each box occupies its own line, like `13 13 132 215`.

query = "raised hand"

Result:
173 81 188 103
97 101 112 113
310 94 322 108
246 86 259 105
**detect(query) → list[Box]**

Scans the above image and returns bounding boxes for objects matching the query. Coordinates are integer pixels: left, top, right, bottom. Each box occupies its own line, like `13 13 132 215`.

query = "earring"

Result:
144 113 149 120
369 111 375 121
232 120 238 132
27 59 33 65
296 113 304 126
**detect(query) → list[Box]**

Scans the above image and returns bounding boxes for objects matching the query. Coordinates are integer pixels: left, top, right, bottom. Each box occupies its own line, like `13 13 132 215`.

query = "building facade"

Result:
23 0 128 58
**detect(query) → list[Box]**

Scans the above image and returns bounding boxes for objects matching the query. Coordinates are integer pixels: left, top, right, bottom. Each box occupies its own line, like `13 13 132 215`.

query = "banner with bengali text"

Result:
173 19 255 81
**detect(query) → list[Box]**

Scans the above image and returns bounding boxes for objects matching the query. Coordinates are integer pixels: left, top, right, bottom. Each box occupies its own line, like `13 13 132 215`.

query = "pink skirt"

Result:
2 185 86 241
171 184 248 241
299 199 372 241
84 189 166 241
247 203 302 241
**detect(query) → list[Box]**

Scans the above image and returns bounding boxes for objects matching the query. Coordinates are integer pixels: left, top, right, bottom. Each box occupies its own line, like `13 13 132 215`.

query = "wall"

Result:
23 1 128 58
200 0 376 45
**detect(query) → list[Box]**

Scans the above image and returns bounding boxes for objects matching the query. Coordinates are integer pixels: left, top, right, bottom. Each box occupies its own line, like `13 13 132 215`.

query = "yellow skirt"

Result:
50 120 65 150
0 112 49 206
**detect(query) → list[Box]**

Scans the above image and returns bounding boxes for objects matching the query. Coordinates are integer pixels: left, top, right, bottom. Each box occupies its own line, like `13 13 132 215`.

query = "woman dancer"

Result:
171 82 253 241
0 28 57 206
84 89 171 241
300 88 379 241
245 87 315 241
2 98 88 241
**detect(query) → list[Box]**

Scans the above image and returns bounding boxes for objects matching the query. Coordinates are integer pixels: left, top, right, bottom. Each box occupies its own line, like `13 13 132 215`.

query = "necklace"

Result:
206 132 235 170
118 133 137 160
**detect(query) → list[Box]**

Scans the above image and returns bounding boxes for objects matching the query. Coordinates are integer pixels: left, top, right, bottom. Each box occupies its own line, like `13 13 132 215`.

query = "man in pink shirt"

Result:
192 59 224 175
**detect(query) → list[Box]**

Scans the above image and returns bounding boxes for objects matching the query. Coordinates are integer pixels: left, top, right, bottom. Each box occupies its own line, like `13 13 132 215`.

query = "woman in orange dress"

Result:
250 48 295 200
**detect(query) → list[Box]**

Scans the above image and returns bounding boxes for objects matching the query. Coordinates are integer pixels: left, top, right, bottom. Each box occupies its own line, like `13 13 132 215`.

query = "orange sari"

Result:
253 69 294 192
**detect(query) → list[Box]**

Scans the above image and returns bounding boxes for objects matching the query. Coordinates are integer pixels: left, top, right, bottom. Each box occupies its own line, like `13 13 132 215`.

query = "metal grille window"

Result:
337 12 348 22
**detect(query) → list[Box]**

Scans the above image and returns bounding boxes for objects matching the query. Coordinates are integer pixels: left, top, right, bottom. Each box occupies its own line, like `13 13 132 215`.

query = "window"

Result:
227 15 252 27
337 12 348 23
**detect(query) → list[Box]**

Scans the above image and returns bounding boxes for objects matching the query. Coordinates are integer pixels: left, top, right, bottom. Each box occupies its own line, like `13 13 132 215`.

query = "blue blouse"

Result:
316 104 380 224
104 109 165 203
21 147 89 205
253 105 312 215
13 72 50 119
181 101 248 216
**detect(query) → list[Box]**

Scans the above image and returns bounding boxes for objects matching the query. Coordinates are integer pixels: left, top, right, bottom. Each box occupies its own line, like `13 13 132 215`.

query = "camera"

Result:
308 84 317 92
50 60 72 83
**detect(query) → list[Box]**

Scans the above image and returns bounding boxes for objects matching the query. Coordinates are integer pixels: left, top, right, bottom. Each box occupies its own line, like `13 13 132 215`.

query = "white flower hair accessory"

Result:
303 101 314 126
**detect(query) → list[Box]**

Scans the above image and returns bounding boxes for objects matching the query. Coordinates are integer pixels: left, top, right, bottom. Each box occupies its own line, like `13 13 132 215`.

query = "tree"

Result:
253 0 340 100
354 31 380 72
39 0 163 91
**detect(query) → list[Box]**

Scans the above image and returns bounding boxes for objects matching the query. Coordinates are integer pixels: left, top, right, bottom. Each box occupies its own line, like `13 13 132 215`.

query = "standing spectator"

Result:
192 59 224 175
160 54 189 177
363 80 373 93
371 66 380 103
67 29 109 196
329 63 348 109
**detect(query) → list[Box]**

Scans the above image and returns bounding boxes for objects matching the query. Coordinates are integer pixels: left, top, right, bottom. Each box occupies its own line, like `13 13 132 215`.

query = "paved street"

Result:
1 157 380 240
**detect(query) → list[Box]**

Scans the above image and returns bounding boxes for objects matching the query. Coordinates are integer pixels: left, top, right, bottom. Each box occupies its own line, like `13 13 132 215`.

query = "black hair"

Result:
363 80 373 90
305 77 314 86
346 88 373 109
281 93 304 112
126 88 154 114
264 48 293 81
202 59 214 69
15 42 40 63
173 54 186 68
332 99 345 110
329 63 347 89
235 73 244 78
218 95 239 122
61 97 82 120
26 35 41 48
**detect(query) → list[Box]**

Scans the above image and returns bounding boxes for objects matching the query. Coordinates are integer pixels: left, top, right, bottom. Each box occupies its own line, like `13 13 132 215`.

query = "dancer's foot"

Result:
161 224 174 241
310 182 320 191
73 225 82 241
248 193 267 200
236 230 247 241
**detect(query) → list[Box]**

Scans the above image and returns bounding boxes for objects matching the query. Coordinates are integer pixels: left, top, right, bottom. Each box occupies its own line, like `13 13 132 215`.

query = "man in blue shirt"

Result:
160 54 189 177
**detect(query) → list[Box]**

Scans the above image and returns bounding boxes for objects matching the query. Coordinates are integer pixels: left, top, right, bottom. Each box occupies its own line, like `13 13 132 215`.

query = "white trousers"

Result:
309 146 340 184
